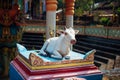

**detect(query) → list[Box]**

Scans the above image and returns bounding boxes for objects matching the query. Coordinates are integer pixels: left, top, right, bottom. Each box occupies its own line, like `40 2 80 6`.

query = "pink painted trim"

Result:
11 57 102 80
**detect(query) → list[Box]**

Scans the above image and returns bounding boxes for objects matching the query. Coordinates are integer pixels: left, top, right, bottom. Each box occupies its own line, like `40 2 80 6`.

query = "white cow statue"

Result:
39 27 79 59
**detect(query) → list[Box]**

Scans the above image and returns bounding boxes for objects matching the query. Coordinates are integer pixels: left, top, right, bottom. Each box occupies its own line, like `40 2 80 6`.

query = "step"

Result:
95 50 116 60
22 34 44 39
94 60 107 70
75 35 86 39
94 55 108 64
76 37 120 49
76 40 120 52
114 56 120 69
73 49 86 54
21 32 45 50
75 40 118 59
22 38 43 42
23 32 44 36
20 41 44 45
86 36 120 44
76 41 120 54
73 45 92 53
94 60 102 67
95 55 115 69
22 44 42 50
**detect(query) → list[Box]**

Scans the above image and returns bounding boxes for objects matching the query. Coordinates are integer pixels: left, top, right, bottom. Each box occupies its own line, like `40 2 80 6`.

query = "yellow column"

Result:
46 0 57 39
65 0 75 28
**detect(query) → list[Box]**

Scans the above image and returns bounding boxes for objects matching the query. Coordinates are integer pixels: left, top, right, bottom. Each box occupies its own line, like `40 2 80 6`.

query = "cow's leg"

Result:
51 50 62 59
64 49 70 59
39 41 49 56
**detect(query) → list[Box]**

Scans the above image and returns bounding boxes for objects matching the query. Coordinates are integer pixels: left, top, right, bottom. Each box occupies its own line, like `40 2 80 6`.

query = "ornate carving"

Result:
85 51 95 61
27 52 94 67
1 11 12 26
29 53 44 66
0 3 21 42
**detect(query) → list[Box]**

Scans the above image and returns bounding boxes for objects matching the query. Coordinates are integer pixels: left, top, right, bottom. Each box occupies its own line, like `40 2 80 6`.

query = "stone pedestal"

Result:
10 56 103 80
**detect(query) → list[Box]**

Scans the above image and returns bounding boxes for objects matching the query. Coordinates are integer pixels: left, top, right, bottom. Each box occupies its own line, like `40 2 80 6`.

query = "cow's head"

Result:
61 27 79 44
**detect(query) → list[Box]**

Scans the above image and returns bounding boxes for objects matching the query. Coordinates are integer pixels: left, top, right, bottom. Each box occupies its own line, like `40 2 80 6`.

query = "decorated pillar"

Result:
24 0 29 13
65 0 75 28
46 0 57 39
42 0 46 13
40 0 42 15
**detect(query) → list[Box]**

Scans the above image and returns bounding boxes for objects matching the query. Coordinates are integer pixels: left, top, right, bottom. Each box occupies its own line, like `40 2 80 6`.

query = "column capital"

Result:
65 0 75 15
46 0 57 11
65 0 75 3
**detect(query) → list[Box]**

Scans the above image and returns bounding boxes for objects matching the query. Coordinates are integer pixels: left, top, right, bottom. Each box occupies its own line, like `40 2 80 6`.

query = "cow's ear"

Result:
64 32 68 35
60 30 67 35
75 30 79 34
59 30 65 34
64 26 67 30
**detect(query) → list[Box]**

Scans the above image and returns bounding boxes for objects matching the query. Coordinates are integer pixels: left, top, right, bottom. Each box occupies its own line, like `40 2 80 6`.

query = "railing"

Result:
20 24 120 40
75 26 120 40
21 24 46 33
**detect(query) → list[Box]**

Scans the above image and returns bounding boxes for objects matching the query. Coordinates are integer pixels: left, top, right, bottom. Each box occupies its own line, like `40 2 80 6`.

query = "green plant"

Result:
99 17 110 26
116 7 120 15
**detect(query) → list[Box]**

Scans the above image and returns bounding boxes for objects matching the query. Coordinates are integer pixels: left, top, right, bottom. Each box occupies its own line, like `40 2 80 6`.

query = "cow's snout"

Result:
70 39 76 44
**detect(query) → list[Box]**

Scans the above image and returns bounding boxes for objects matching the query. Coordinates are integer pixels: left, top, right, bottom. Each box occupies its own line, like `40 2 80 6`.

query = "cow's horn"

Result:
64 26 67 30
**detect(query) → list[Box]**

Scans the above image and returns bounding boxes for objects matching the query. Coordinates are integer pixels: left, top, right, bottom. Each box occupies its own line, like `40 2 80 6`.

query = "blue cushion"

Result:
19 50 85 62
83 49 96 59
16 43 27 53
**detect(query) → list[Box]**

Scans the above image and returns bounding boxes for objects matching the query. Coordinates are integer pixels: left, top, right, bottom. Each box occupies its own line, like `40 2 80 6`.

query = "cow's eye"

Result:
65 32 68 35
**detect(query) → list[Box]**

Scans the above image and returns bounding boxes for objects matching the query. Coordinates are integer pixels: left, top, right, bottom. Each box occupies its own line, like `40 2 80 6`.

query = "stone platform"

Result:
9 56 103 80
9 44 103 80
